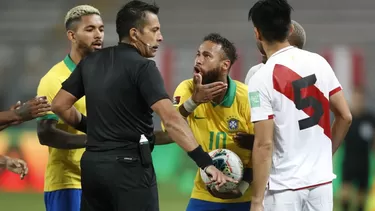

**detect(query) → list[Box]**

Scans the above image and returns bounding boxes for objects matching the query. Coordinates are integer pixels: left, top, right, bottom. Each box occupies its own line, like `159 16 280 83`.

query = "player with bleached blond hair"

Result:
36 5 104 211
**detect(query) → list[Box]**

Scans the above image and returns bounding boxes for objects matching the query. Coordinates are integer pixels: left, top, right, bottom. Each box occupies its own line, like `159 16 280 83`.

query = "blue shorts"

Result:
44 189 82 211
186 198 251 211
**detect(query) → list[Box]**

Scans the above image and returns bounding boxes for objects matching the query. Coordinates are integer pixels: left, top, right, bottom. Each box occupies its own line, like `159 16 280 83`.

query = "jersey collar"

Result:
211 76 236 108
269 46 295 59
63 55 76 72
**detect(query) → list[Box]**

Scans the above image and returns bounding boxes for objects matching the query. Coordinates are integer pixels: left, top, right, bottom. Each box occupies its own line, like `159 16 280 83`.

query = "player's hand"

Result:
234 132 255 150
192 73 227 104
5 156 28 180
207 185 242 199
9 101 24 125
14 96 51 121
250 201 264 211
204 165 238 188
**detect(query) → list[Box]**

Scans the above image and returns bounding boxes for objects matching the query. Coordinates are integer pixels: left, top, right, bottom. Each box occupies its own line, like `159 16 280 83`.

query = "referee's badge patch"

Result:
249 91 260 108
173 96 181 105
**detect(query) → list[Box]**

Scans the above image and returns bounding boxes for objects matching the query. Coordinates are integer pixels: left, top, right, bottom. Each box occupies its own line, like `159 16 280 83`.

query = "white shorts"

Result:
264 182 333 211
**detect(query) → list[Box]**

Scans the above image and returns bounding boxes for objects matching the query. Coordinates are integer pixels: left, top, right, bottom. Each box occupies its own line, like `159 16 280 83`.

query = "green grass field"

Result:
0 184 188 211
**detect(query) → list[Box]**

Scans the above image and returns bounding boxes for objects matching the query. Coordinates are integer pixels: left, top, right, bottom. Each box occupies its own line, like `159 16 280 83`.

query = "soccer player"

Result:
340 87 375 211
159 33 254 211
36 5 103 211
244 20 306 85
247 0 352 211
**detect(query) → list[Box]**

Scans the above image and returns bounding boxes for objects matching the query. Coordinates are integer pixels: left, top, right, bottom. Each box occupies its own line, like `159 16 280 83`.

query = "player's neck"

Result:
264 41 291 60
69 50 83 65
212 76 228 104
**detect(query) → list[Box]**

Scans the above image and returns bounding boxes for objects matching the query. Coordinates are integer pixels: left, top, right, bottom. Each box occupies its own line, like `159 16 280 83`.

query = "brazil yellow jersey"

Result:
36 55 86 192
172 76 254 203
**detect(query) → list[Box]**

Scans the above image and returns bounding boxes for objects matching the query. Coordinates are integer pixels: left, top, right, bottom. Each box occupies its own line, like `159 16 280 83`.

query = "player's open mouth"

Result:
92 42 102 49
194 66 200 73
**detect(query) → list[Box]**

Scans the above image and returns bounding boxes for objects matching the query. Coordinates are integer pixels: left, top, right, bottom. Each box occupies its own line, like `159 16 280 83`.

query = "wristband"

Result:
187 145 213 170
74 113 87 133
183 97 198 113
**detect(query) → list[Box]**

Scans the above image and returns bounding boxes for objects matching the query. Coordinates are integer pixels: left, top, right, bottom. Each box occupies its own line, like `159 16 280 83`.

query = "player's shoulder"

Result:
39 60 68 83
249 63 264 71
177 78 194 89
233 79 248 97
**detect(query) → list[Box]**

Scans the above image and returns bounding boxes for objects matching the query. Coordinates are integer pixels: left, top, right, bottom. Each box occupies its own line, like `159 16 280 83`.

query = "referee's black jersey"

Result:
61 43 170 151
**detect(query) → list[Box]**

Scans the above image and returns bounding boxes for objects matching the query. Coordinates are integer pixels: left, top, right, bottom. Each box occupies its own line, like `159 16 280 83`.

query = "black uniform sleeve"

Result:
136 60 170 107
61 59 85 99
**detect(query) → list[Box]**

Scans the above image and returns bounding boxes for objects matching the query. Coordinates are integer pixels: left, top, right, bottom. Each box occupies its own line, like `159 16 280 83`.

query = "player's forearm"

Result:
38 131 86 149
52 106 82 129
0 110 20 125
163 114 199 151
154 130 174 145
331 116 352 155
252 139 273 203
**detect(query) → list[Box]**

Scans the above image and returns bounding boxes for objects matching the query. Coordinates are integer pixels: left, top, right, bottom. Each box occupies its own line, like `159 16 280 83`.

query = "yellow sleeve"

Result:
36 74 62 121
243 98 254 169
161 80 193 131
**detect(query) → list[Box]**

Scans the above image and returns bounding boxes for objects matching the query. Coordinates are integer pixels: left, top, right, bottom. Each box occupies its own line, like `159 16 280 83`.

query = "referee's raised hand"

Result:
192 73 227 104
205 165 238 188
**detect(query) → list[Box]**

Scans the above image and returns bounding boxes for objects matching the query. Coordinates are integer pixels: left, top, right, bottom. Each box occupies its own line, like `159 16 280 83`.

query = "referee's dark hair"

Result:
116 0 159 41
248 0 293 43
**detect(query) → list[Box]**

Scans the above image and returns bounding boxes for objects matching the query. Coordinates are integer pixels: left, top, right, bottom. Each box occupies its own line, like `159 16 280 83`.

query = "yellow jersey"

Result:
36 55 86 192
172 77 254 203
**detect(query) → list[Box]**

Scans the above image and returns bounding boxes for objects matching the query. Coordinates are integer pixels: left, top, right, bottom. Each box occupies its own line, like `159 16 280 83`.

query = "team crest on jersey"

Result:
226 116 239 131
173 96 181 105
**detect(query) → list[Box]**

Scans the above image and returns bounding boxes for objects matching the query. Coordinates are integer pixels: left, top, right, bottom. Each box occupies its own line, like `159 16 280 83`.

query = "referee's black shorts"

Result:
80 149 159 211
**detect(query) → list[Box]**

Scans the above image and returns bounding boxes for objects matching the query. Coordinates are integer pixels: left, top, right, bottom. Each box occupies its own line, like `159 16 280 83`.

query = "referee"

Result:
51 1 235 211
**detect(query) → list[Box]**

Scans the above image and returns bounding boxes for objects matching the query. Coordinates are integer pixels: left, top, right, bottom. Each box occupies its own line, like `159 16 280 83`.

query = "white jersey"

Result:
248 46 342 191
244 63 264 85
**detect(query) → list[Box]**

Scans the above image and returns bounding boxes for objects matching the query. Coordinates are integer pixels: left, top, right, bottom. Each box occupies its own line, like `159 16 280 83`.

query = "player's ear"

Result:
66 30 75 43
254 27 261 41
289 23 294 37
221 60 231 72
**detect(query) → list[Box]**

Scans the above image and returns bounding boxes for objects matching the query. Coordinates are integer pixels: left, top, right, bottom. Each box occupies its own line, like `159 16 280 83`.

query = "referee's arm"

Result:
137 61 199 152
52 60 87 133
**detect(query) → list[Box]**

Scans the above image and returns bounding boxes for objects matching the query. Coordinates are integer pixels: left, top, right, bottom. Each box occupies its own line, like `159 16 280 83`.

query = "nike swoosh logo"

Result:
194 115 206 119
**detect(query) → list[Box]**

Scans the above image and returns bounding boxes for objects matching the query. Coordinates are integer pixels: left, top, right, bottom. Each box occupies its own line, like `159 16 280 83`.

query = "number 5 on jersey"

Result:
292 74 323 130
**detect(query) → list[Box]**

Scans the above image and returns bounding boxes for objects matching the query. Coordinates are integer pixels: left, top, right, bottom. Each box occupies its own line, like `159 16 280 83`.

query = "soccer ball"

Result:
200 149 244 193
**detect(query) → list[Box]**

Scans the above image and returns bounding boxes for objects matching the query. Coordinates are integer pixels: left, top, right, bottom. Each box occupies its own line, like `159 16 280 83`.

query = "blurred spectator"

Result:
340 86 375 211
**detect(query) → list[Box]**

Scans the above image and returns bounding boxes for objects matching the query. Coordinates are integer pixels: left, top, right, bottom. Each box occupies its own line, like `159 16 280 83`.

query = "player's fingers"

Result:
211 85 228 93
193 73 202 85
203 81 226 89
210 89 227 98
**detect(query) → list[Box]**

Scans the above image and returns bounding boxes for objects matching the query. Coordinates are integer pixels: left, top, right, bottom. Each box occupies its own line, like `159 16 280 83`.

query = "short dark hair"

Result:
248 0 293 43
116 0 159 40
203 33 238 68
